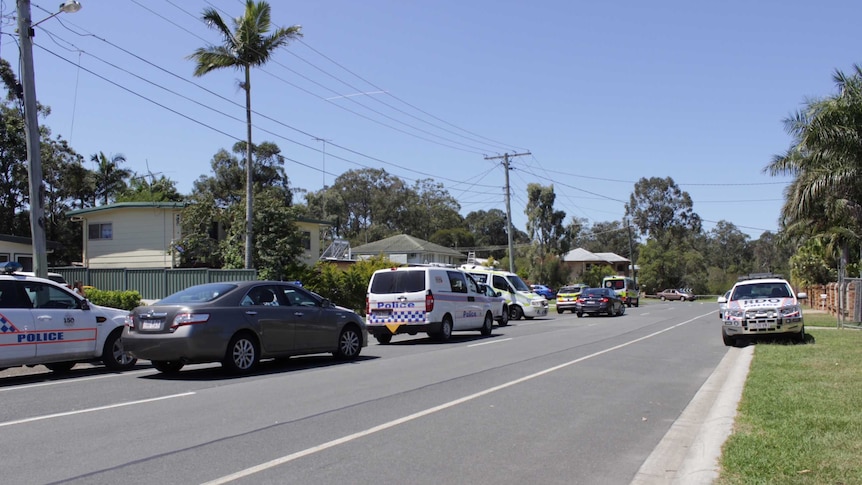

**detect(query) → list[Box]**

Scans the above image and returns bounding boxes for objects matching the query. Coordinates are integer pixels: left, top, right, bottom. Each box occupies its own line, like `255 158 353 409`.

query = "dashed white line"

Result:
468 338 513 347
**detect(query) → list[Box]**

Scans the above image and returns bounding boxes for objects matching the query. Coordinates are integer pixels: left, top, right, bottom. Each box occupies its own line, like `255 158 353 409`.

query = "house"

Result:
351 234 465 266
67 202 330 269
0 234 61 271
561 248 631 279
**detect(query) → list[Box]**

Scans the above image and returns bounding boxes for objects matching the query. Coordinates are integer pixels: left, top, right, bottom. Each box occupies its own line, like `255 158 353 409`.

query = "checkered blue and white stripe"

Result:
0 313 20 333
367 309 426 324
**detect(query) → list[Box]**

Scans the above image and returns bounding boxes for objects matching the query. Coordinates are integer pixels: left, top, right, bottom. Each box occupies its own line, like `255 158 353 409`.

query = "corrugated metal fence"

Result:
51 268 258 300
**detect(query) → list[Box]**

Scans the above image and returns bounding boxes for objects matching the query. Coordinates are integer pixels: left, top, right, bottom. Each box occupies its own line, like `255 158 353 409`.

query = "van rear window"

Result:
370 271 425 293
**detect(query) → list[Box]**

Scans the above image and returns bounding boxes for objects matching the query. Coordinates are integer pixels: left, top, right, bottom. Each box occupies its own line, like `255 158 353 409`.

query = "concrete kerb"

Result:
630 345 754 485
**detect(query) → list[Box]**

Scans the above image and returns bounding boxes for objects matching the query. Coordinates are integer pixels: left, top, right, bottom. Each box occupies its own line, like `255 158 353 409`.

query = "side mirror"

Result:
81 300 90 311
797 292 808 300
717 296 727 304
495 291 502 297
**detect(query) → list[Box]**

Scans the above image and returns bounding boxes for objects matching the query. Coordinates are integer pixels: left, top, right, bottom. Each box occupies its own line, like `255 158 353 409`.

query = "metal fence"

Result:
51 267 258 300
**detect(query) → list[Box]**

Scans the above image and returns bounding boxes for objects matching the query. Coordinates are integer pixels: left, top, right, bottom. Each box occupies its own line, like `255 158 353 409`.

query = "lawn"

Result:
715 327 862 484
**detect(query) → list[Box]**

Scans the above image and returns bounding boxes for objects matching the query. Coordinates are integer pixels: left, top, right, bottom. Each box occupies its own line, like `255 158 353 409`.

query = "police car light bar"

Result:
2 261 23 274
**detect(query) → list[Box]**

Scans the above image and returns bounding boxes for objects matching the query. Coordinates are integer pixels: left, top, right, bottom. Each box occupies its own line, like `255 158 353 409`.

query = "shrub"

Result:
85 288 143 311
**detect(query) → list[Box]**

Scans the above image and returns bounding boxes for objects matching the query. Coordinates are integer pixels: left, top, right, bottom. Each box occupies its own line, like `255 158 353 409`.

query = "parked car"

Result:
123 281 366 374
656 288 697 301
721 273 807 346
575 287 625 317
0 261 137 373
530 284 556 300
555 284 588 314
718 290 731 319
478 283 509 326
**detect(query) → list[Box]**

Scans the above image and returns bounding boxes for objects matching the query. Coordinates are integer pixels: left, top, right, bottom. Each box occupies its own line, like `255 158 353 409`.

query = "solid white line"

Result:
468 338 512 347
0 368 153 393
0 392 195 428
201 314 708 485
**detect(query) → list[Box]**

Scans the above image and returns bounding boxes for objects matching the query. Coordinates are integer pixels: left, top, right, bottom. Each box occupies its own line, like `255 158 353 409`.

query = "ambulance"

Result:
0 261 137 373
366 266 495 344
459 264 549 320
602 276 640 307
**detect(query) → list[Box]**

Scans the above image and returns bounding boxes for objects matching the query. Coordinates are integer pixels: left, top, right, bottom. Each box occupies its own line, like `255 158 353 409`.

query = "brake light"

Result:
601 298 609 303
426 290 434 312
171 313 210 329
365 296 369 315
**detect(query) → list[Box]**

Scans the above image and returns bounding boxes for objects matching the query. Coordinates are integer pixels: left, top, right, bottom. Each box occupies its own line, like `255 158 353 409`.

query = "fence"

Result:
51 267 258 301
803 280 862 329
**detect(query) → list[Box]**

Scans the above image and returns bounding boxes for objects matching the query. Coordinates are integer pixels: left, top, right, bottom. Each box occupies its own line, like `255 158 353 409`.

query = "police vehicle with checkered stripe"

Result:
0 261 136 373
366 266 495 344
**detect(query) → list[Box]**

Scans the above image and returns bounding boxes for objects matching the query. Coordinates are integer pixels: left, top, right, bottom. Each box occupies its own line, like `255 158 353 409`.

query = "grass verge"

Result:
715 328 862 484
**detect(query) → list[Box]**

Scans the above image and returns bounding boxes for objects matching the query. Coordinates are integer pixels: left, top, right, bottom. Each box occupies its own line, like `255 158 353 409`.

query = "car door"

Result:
0 280 36 365
446 270 481 330
242 284 294 354
23 280 98 359
282 286 336 351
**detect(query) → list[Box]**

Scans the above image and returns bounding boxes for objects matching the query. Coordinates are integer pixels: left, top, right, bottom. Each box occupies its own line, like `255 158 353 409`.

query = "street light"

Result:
16 0 82 277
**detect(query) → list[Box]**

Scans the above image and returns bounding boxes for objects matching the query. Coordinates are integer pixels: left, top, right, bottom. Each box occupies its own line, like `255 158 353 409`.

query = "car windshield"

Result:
731 282 791 300
158 283 238 304
508 275 531 292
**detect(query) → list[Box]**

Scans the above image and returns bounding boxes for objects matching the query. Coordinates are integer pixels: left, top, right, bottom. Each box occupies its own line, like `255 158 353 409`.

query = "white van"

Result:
601 276 640 307
366 266 495 344
459 264 549 320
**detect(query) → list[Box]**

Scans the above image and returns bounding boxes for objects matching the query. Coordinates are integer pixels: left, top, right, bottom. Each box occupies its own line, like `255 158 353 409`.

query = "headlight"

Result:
727 309 745 318
779 305 801 318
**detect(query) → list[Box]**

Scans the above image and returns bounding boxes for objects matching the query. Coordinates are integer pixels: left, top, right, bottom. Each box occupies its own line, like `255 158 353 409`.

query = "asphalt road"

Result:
1 301 729 485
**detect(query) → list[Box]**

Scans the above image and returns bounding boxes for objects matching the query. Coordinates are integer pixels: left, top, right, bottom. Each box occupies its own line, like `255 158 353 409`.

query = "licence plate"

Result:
749 321 770 329
372 309 392 316
141 321 161 330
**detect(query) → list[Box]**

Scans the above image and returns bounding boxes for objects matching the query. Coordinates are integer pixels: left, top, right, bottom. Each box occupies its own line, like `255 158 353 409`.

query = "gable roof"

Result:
352 234 464 258
67 202 186 217
561 248 629 263
0 234 62 250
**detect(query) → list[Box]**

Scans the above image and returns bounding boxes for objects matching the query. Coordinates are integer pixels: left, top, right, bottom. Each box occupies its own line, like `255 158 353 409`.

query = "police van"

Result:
459 264 549 320
0 261 137 373
366 266 495 344
602 276 640 308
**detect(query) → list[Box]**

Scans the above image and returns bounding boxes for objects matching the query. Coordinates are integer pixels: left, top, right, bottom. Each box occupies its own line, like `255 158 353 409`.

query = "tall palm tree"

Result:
91 152 131 206
188 1 301 269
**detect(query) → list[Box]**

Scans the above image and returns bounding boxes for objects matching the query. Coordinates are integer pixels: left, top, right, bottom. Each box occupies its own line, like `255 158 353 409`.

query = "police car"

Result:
0 262 137 373
720 273 807 346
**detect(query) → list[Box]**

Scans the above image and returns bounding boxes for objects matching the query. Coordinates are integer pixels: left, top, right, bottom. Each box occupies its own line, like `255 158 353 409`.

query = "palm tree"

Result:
188 1 301 269
91 152 131 206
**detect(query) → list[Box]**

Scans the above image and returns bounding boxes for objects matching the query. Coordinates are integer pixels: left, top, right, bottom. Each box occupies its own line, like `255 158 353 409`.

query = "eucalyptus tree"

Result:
189 0 302 269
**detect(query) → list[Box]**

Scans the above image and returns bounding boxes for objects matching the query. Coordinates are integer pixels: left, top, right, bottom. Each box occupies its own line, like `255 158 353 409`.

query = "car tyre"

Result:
634 300 639 308
152 360 184 373
792 325 806 344
102 329 138 371
45 362 75 372
576 311 583 318
722 329 735 347
660 296 666 301
223 332 259 373
334 325 362 360
680 296 686 302
375 333 393 344
480 312 493 336
557 307 564 314
431 315 453 341
618 305 626 316
498 305 509 326
510 305 524 321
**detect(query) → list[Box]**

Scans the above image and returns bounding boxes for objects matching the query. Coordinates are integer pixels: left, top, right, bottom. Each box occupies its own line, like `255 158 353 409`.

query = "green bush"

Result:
85 288 143 311
301 256 395 314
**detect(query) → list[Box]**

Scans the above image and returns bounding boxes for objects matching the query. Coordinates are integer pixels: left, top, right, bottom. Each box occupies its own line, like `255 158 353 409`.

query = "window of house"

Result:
301 231 311 250
0 253 8 262
88 223 113 240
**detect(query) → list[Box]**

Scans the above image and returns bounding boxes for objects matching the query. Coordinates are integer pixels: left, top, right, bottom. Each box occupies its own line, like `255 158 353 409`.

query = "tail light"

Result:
426 290 434 312
601 298 609 303
365 296 369 315
171 313 210 330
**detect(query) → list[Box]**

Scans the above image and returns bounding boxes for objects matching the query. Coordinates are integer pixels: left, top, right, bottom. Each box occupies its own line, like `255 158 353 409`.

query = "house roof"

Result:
67 202 187 217
561 248 629 263
351 234 464 258
0 234 61 249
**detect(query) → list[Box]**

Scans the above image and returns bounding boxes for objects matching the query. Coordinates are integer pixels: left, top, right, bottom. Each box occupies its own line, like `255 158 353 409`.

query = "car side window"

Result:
23 282 79 309
0 281 31 309
282 287 318 307
492 275 508 292
446 271 468 294
465 274 480 294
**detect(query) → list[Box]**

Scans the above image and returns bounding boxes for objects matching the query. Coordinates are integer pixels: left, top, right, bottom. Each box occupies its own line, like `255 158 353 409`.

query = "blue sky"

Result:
3 0 861 240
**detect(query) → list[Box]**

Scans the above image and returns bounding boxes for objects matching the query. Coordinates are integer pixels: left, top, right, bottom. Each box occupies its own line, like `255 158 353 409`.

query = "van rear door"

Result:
367 270 428 327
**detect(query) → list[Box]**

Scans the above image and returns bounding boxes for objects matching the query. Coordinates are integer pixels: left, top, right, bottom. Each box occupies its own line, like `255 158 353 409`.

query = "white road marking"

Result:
0 392 195 428
201 314 708 485
0 368 153 393
468 338 512 347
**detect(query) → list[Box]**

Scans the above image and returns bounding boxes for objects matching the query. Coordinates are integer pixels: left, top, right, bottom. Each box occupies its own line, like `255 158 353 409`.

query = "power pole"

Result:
485 152 530 273
313 137 331 189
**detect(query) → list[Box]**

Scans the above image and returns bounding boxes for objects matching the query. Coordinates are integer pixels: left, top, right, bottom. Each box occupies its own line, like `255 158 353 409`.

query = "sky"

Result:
2 0 861 241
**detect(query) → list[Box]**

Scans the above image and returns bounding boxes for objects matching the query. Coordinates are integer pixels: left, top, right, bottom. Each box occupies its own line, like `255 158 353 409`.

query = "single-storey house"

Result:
561 248 631 279
351 234 465 266
67 202 330 269
0 234 61 271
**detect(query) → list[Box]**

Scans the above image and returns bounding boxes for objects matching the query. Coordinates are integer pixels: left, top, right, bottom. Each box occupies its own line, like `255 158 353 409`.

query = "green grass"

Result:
716 329 862 485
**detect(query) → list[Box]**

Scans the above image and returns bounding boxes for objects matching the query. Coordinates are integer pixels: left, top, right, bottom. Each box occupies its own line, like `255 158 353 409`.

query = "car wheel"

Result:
722 329 735 347
557 307 564 314
660 296 666 301
102 329 138 371
334 325 362 360
45 362 75 372
223 332 259 373
510 305 524 321
792 325 806 344
618 305 626 316
480 312 493 336
680 296 686 302
431 315 453 341
576 312 583 318
499 305 509 326
152 360 184 373
375 333 393 344
634 300 639 308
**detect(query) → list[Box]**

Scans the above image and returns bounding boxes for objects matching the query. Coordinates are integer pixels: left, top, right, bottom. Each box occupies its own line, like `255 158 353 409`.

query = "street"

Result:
1 302 726 484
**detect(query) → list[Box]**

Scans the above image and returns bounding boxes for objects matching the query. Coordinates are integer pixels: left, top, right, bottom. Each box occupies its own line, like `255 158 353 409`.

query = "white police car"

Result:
720 273 807 346
0 261 136 373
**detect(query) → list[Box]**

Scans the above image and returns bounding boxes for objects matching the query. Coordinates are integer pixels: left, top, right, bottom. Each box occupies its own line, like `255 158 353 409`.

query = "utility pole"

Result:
313 137 331 189
485 151 530 273
625 218 637 284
